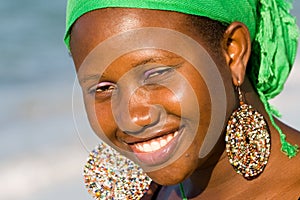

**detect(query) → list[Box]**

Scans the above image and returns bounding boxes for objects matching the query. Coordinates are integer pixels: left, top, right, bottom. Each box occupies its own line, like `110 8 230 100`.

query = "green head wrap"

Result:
64 0 299 157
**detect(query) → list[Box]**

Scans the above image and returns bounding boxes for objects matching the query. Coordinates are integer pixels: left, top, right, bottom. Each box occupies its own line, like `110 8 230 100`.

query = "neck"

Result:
181 135 227 197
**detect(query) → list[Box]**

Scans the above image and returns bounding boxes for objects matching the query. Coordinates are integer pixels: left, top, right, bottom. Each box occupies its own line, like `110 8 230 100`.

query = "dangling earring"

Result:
83 142 152 199
225 82 271 179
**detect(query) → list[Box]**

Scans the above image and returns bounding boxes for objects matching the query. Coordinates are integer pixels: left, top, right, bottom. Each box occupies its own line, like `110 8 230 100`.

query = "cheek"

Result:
177 63 211 115
96 104 115 137
147 78 212 184
180 66 212 133
148 85 182 116
84 96 118 142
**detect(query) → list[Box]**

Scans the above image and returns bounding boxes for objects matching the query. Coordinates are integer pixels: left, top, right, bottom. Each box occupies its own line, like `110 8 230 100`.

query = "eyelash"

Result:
88 82 117 95
88 66 176 96
144 67 173 80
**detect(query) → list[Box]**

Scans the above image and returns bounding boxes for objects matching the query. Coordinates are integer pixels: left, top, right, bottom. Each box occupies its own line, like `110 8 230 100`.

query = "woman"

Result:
65 0 300 199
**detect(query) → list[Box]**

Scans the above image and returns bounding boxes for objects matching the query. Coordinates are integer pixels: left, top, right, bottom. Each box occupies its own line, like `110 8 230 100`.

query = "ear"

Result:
222 22 251 86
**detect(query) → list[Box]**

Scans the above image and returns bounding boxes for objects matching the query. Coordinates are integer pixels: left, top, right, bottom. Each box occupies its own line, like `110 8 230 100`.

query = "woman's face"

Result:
71 8 235 185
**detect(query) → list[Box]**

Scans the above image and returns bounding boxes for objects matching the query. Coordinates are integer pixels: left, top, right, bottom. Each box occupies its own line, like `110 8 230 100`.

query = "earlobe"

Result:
222 22 251 86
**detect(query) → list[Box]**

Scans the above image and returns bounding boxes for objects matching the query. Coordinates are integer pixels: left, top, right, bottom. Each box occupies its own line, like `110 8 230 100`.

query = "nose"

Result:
112 86 162 134
130 103 153 127
129 87 161 127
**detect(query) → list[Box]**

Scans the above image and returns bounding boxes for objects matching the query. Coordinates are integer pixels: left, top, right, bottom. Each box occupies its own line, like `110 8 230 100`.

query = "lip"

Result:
122 124 180 144
129 127 184 165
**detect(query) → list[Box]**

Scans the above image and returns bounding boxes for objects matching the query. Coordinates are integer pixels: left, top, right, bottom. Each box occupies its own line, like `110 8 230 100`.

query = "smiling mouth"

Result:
131 131 179 153
128 128 183 165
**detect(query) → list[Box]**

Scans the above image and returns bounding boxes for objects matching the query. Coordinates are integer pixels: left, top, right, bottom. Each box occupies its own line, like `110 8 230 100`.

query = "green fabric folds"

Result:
64 0 299 157
64 0 257 48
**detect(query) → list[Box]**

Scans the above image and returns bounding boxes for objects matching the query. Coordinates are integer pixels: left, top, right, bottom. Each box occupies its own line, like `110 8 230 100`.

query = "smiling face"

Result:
70 8 236 185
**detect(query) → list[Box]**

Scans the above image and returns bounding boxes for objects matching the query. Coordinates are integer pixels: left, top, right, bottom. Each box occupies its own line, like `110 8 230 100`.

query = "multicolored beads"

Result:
225 103 271 179
83 142 152 199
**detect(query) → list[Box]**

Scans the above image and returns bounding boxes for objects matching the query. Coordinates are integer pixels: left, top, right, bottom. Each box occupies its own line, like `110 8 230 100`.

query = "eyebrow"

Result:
80 55 182 83
131 58 158 68
131 55 181 68
79 74 101 84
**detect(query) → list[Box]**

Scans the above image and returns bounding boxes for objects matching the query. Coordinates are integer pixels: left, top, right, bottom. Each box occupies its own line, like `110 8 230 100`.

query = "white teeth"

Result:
151 141 161 151
166 135 173 143
174 131 179 137
160 139 167 147
136 143 143 150
133 130 180 153
143 143 152 152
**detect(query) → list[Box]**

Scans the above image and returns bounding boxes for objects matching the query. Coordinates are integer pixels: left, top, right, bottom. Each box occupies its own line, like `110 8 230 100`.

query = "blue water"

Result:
0 1 91 199
0 1 299 199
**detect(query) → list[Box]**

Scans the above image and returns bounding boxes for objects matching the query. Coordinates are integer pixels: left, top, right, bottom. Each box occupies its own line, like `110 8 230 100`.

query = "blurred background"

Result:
0 1 299 199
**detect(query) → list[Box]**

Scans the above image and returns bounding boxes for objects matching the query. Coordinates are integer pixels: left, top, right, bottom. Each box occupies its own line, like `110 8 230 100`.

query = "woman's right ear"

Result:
222 22 251 86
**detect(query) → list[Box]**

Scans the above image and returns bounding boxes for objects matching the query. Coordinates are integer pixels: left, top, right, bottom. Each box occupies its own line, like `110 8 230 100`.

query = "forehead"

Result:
70 8 201 68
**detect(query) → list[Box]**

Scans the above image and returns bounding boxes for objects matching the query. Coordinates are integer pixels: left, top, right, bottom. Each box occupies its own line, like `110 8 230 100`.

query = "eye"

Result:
144 67 174 81
88 82 117 96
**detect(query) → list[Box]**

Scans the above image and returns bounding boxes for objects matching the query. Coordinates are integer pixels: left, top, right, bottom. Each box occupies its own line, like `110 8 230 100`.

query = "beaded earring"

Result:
225 82 271 179
83 142 152 199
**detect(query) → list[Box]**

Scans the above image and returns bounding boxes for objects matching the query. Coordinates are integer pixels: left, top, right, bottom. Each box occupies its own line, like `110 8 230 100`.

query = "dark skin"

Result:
70 8 300 199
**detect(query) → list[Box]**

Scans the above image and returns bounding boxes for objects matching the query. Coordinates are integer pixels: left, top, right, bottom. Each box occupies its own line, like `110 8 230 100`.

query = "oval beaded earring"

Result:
225 81 271 179
83 142 152 199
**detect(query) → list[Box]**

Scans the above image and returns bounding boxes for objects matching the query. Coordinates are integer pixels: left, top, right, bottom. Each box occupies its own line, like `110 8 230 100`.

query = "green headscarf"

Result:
64 0 299 157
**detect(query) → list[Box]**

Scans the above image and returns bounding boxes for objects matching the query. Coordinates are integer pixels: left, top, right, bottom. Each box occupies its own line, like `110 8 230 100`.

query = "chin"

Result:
146 153 199 185
147 171 187 185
